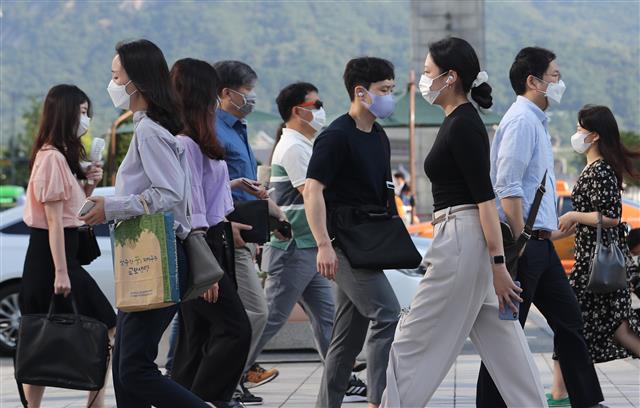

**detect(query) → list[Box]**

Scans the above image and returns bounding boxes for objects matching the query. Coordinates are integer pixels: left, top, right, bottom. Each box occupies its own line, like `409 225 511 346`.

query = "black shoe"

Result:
234 383 263 406
342 374 367 403
588 405 609 408
213 400 246 408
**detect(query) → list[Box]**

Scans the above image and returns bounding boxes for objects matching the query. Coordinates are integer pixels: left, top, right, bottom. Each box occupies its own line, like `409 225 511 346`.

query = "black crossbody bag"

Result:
330 126 422 270
501 171 547 278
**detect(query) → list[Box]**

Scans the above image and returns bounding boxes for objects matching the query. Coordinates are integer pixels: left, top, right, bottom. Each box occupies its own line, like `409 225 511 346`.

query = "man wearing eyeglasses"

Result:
244 82 337 387
476 47 605 408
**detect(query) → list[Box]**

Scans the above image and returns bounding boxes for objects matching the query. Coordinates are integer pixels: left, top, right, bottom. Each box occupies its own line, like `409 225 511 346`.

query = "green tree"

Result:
1 96 41 186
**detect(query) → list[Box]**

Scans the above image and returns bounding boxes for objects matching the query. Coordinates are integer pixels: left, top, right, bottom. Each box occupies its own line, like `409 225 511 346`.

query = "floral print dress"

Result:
569 159 640 363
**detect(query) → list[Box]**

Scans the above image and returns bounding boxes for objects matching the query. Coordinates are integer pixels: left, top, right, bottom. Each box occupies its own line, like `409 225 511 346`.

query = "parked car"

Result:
408 180 640 273
0 187 115 354
0 187 429 353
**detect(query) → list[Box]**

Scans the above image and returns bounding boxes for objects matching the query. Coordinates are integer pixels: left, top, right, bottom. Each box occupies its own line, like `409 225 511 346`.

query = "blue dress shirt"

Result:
216 108 258 202
490 96 558 231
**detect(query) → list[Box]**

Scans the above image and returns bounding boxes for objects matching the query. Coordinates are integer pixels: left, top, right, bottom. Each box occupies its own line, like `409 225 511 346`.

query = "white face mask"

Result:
77 114 91 138
419 71 449 105
301 107 326 132
535 77 566 105
107 79 136 109
571 131 593 154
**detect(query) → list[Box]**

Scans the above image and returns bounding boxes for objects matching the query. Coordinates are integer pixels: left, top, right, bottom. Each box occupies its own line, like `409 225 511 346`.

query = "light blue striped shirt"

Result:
104 111 191 240
490 96 558 231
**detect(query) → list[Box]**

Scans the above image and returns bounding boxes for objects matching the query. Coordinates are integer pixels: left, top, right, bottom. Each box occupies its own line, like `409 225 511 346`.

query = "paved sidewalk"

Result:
1 308 638 407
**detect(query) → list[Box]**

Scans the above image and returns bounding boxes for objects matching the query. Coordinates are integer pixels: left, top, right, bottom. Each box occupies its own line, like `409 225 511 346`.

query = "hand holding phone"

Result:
77 199 96 217
498 281 521 321
269 217 292 240
241 178 262 191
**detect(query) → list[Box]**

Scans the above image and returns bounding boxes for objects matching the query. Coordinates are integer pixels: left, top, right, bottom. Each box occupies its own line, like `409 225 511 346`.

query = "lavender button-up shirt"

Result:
178 135 234 229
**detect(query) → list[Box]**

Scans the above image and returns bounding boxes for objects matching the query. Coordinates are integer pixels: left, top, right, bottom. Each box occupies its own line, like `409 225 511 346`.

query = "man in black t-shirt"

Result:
304 57 401 408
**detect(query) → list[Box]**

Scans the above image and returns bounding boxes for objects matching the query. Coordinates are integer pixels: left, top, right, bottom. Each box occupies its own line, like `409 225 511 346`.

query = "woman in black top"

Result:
381 38 545 408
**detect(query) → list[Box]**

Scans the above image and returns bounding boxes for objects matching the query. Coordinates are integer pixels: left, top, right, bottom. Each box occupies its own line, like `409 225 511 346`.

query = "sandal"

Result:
546 392 571 407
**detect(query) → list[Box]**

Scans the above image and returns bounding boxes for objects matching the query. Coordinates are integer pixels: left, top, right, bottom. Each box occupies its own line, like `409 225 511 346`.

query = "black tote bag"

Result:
14 294 110 403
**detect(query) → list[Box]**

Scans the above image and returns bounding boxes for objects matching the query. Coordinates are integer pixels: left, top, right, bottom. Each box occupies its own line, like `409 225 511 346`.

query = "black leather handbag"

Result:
77 225 101 265
330 126 421 270
227 200 270 244
587 213 627 294
501 171 547 278
14 295 110 407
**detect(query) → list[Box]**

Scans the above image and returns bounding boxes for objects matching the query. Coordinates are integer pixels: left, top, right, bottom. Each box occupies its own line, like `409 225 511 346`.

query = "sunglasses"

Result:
297 100 323 110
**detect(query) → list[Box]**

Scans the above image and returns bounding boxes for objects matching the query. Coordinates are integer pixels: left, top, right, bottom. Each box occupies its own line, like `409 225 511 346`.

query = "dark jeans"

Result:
112 241 208 408
476 239 603 408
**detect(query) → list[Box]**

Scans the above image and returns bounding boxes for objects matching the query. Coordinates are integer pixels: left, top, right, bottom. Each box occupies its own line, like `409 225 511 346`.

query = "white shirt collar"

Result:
281 127 314 147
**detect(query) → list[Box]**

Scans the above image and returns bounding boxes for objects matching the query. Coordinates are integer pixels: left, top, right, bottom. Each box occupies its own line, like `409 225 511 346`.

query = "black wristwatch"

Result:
491 255 505 265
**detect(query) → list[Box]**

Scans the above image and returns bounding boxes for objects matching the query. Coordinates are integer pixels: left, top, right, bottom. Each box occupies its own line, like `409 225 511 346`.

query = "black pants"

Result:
112 241 208 408
476 239 603 408
171 223 252 403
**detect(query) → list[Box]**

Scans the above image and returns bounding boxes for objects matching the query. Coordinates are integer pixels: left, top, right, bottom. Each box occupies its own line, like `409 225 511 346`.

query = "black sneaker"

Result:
213 400 246 408
234 382 263 406
343 374 367 403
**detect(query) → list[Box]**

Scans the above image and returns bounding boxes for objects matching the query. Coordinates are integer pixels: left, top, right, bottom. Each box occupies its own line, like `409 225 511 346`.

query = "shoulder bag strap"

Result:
596 212 603 246
14 359 28 407
377 125 398 216
521 170 548 239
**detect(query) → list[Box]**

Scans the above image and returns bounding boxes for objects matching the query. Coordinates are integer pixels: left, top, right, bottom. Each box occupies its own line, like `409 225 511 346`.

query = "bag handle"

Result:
46 293 79 319
137 195 151 215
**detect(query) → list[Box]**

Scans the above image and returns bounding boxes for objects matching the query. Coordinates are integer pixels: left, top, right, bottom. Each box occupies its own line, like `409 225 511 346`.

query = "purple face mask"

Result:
362 89 396 119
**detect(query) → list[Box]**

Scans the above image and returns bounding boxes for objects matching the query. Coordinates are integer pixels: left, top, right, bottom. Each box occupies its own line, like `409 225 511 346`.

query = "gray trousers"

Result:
381 206 546 408
248 242 335 367
235 244 269 374
316 248 400 408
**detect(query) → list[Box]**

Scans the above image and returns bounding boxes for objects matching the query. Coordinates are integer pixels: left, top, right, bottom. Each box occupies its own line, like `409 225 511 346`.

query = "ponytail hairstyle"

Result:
171 58 224 160
29 84 90 178
428 37 492 109
578 105 640 189
116 39 182 135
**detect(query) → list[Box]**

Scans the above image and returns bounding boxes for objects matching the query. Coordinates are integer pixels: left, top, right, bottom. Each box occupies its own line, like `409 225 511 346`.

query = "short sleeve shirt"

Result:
424 103 495 211
23 147 85 229
306 113 389 211
269 128 315 249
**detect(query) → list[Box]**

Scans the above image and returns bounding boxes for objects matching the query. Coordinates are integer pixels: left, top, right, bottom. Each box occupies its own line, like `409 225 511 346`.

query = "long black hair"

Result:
116 39 182 135
578 105 640 189
29 84 90 178
171 58 224 160
428 37 492 109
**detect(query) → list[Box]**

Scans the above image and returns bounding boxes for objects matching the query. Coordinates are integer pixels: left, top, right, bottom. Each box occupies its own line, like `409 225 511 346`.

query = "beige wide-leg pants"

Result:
381 206 547 408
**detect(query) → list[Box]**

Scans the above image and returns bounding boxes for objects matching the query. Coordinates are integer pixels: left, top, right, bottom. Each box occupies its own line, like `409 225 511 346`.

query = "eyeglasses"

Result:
297 100 323 110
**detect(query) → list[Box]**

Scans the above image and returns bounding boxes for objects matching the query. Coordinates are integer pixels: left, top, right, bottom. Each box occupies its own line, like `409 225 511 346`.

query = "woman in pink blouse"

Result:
20 84 116 407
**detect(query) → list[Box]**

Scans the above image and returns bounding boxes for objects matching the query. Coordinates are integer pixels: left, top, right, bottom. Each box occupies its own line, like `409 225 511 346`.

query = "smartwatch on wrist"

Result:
491 255 505 265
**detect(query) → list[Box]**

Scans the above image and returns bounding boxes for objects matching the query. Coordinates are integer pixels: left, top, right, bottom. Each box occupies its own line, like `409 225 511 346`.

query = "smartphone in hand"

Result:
498 281 521 321
269 217 292 239
77 199 95 217
241 178 262 191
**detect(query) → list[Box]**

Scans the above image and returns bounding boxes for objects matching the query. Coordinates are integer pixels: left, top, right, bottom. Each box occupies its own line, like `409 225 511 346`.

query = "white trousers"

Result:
381 206 547 408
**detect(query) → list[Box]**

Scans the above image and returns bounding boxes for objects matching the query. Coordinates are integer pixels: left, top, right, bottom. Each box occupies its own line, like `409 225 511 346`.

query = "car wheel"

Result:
0 282 21 354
